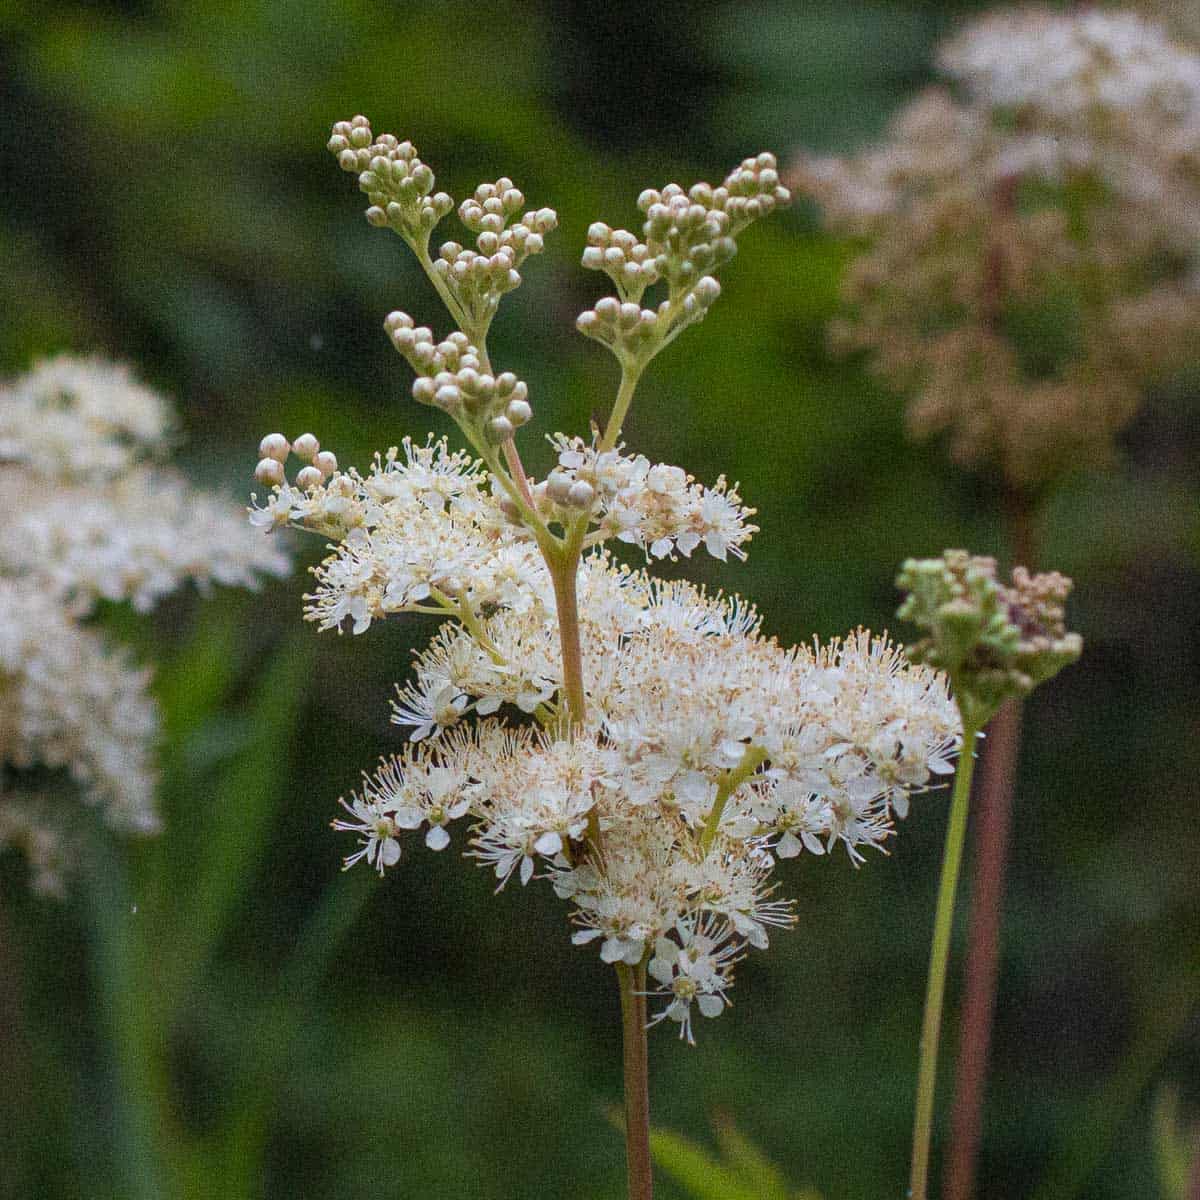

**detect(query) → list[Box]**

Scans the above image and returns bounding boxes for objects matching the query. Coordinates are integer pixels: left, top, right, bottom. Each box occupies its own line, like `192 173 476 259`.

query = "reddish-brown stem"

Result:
1188 1131 1200 1200
502 437 534 507
943 493 1035 1200
617 962 653 1200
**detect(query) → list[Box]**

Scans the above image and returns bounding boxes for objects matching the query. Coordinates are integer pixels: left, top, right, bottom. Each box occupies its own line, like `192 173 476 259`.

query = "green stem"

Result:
600 359 646 452
546 528 588 728
910 723 979 1200
699 745 769 856
617 962 653 1200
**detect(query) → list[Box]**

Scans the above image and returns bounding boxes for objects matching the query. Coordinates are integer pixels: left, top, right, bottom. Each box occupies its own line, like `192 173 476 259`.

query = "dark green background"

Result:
1 2 1198 1197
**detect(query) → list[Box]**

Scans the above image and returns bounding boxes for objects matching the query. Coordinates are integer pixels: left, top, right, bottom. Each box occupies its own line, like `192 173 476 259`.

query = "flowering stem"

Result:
943 493 1034 1200
616 962 653 1200
910 721 979 1200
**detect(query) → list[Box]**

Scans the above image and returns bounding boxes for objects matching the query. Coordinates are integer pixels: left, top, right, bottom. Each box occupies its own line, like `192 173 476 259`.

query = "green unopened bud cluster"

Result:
577 153 789 365
896 549 1082 727
329 117 454 239
386 313 530 443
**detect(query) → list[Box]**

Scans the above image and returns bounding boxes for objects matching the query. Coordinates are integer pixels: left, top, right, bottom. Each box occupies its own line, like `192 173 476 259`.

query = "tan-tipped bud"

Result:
255 457 285 486
292 433 320 462
295 465 324 490
506 398 532 426
313 451 338 479
258 433 291 463
566 480 596 509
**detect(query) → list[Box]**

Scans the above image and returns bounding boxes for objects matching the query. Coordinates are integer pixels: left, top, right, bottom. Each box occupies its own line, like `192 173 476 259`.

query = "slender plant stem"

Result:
617 962 653 1200
910 723 979 1200
943 494 1035 1200
600 360 646 452
943 698 1023 1200
547 539 587 727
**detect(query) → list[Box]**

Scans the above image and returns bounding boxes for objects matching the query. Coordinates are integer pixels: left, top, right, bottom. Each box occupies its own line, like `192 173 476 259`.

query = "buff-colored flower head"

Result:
896 550 1082 727
0 356 290 894
791 7 1200 494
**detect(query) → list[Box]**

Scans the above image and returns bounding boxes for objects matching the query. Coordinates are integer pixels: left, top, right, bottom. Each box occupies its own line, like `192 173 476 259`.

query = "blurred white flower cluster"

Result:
792 7 1200 491
251 122 960 1042
0 355 289 895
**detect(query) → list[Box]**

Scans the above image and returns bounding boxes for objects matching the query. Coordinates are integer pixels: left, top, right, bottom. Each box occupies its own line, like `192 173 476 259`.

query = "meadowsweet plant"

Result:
0 356 288 896
793 12 1189 1196
249 116 966 1198
896 550 1081 1200
792 7 1200 495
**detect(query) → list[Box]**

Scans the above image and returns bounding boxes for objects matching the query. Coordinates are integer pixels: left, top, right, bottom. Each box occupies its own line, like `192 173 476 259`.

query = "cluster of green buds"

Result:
253 431 338 490
896 549 1082 728
329 116 455 238
387 315 531 444
330 116 558 367
577 153 790 366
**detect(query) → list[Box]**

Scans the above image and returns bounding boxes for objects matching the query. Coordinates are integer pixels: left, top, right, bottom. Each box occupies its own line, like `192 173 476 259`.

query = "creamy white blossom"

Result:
260 124 962 1044
0 356 290 894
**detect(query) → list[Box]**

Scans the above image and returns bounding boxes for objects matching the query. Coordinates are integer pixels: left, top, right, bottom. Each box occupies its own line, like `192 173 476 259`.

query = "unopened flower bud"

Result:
295 466 324 490
546 470 574 503
258 433 290 463
566 480 596 508
313 450 338 478
292 433 320 462
412 377 438 405
695 276 721 307
506 398 532 426
255 457 285 485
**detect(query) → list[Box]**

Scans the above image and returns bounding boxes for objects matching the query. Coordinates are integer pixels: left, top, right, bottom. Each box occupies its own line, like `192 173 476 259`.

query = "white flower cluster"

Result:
939 8 1200 129
2 356 289 613
0 577 158 895
333 555 960 1040
252 435 544 635
256 127 959 1045
0 356 289 894
253 433 757 637
538 435 756 562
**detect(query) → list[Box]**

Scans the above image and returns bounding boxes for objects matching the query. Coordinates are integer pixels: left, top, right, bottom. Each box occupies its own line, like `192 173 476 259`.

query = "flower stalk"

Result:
618 962 654 1200
909 722 978 1200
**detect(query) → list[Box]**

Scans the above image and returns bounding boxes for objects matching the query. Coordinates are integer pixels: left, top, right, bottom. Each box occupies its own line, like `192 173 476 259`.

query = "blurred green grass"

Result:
1 2 1198 1198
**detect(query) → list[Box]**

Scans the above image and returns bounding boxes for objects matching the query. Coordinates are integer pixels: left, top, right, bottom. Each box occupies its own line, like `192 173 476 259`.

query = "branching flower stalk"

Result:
896 551 1082 1200
251 118 970 1198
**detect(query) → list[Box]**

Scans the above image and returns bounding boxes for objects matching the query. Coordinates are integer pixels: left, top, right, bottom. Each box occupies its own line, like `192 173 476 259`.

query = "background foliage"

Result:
1 2 1198 1197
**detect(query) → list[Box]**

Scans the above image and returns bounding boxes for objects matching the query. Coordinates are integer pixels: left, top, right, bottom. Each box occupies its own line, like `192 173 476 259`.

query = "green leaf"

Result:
649 1126 763 1200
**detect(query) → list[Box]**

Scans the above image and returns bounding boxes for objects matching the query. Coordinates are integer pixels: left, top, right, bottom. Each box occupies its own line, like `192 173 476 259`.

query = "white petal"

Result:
600 937 625 964
425 825 450 851
572 929 603 945
380 839 401 867
519 855 535 886
697 994 725 1019
776 831 802 858
534 831 562 856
